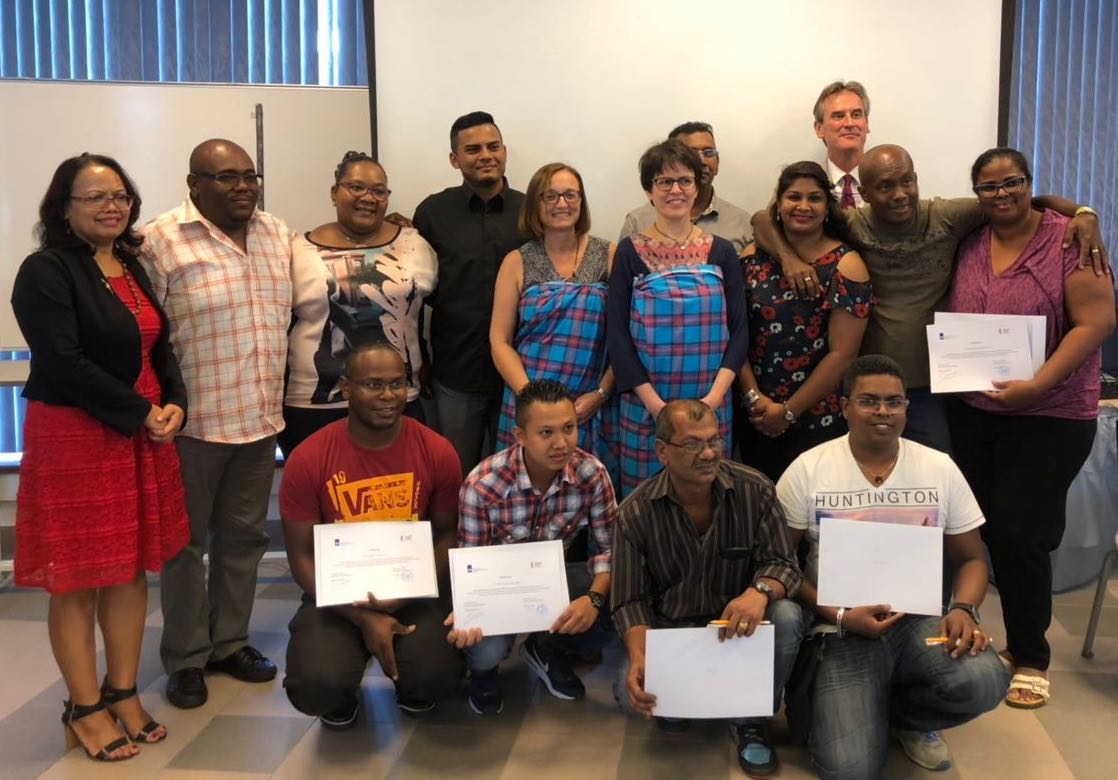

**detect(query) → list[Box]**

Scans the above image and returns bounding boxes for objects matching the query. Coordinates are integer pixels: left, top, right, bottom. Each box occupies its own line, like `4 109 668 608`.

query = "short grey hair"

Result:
813 80 871 124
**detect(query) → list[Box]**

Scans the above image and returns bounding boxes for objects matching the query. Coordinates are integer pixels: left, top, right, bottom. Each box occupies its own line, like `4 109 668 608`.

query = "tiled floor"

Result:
2 558 1116 780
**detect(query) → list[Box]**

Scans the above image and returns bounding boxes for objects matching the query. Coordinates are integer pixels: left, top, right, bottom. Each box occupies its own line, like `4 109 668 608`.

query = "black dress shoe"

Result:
205 645 277 683
166 668 208 709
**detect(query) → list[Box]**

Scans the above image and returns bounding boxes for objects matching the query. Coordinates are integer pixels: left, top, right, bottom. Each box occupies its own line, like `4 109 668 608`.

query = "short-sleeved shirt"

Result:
847 198 986 387
619 192 752 254
279 417 463 524
777 435 985 597
286 227 438 407
413 182 525 394
743 244 872 430
948 209 1100 420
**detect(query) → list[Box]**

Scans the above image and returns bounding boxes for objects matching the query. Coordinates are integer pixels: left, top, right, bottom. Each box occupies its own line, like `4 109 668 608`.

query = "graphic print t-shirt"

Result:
279 418 462 524
776 434 984 587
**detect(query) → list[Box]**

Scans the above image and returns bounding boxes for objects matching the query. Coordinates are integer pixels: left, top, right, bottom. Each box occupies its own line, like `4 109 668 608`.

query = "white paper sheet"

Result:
934 312 1046 373
448 540 569 636
926 317 1034 393
816 517 943 616
644 625 775 719
313 521 438 607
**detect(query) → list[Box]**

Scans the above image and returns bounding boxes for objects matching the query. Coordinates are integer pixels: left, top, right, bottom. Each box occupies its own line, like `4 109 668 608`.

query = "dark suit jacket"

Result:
11 243 187 437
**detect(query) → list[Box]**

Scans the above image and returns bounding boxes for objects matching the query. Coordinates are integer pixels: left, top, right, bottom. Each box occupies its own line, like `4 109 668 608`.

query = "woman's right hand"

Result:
145 403 184 443
644 396 666 420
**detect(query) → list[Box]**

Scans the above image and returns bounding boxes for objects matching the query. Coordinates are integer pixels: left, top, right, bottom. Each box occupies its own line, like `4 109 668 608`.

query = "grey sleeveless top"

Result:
521 235 610 290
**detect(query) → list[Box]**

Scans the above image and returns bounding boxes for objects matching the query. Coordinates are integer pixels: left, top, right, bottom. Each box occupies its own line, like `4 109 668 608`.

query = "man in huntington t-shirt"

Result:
279 342 465 729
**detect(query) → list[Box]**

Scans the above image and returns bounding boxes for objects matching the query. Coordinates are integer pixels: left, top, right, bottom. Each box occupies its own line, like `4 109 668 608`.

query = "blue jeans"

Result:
431 378 501 477
465 562 613 672
902 388 952 455
806 615 1010 780
612 599 804 725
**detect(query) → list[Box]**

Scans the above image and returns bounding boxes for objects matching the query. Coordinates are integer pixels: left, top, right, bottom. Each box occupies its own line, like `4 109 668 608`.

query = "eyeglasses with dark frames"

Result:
192 172 264 187
972 176 1028 198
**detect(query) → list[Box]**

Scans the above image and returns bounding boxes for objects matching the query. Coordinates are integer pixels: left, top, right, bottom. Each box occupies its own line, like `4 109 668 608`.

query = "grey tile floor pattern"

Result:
1 557 1116 780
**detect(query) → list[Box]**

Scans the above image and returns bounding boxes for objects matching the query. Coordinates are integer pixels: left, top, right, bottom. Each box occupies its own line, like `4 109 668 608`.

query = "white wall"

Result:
375 0 1001 235
0 80 371 349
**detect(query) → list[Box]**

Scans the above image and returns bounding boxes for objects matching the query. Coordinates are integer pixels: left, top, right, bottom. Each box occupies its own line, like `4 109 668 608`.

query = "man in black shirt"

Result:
413 111 525 474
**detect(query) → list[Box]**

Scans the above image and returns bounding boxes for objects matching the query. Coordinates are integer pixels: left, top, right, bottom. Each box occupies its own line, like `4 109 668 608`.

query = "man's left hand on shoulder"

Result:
1064 209 1111 275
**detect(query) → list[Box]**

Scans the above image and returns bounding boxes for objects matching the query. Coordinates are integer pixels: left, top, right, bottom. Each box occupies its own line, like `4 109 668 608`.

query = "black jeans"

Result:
946 398 1095 670
735 413 846 484
284 593 464 714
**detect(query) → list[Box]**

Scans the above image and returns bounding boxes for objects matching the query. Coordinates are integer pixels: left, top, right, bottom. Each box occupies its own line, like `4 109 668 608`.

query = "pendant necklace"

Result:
652 222 694 247
855 449 899 486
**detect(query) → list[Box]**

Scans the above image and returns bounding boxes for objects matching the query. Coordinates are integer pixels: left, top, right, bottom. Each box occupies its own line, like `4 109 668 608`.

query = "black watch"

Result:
586 591 606 611
947 601 980 625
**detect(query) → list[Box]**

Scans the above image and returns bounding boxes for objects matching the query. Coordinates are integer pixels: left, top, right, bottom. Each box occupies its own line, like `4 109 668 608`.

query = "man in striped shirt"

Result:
611 399 803 779
142 139 294 710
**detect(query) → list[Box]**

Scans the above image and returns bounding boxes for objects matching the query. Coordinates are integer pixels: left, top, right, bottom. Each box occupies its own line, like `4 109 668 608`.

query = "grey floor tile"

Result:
165 715 311 773
1036 671 1118 780
385 723 521 780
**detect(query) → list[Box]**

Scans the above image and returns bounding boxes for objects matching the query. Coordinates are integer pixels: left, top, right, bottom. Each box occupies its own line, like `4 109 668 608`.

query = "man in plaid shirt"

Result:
446 380 616 715
142 139 295 710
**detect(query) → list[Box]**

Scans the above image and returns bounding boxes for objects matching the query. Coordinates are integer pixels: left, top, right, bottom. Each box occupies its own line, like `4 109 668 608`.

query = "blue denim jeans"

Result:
612 599 805 725
465 562 614 672
806 615 1010 780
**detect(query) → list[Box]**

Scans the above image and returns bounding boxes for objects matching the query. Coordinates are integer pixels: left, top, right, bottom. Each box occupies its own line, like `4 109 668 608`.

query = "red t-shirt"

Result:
279 417 463 524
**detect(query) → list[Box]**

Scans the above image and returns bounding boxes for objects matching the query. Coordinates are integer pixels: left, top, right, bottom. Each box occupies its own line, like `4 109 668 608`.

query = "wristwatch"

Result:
744 388 761 407
586 591 606 611
948 601 981 625
782 403 796 424
753 581 775 602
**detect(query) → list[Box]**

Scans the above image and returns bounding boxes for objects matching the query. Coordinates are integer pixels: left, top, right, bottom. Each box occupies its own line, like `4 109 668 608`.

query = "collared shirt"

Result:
826 158 863 208
413 181 526 394
457 444 616 575
611 460 801 635
618 191 752 254
141 197 293 443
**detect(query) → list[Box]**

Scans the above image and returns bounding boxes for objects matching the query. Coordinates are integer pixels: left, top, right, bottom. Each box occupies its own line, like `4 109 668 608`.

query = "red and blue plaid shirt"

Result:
458 445 616 575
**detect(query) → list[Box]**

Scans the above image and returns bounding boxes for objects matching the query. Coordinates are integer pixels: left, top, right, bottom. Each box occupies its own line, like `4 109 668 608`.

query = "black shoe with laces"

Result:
519 634 585 701
205 645 277 683
466 667 503 716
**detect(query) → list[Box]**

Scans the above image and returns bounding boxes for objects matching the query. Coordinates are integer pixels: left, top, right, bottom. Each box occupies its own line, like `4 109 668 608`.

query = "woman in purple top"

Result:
945 147 1115 709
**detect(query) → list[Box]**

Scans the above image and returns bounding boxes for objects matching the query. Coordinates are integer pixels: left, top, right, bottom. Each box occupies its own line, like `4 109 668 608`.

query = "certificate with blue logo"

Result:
313 520 438 607
448 540 569 636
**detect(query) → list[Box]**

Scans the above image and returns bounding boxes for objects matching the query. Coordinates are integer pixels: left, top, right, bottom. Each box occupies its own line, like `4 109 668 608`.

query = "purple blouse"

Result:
947 209 1099 419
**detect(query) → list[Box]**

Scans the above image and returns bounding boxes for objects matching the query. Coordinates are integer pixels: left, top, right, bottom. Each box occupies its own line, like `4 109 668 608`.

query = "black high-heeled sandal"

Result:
61 699 136 761
100 680 167 743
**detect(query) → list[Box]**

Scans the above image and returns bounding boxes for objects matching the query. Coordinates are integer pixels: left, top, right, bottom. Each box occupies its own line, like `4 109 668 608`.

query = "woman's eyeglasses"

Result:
973 176 1028 198
541 190 581 205
339 182 391 200
70 192 133 208
652 176 697 192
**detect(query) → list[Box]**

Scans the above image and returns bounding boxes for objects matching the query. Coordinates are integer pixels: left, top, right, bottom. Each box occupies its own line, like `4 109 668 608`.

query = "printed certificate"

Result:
313 520 438 607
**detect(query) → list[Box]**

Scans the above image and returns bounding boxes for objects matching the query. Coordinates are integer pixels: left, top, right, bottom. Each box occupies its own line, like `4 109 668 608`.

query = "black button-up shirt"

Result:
413 181 525 394
611 460 802 635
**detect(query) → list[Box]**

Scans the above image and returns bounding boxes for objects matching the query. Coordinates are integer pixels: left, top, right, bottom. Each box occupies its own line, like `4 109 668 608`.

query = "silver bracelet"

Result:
836 606 846 639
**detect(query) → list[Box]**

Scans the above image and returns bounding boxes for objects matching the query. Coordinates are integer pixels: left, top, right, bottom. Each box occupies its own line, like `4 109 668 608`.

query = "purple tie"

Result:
840 174 856 210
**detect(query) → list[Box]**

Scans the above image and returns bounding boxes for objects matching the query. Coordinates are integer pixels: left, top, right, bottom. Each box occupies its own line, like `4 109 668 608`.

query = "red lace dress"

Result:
15 275 190 593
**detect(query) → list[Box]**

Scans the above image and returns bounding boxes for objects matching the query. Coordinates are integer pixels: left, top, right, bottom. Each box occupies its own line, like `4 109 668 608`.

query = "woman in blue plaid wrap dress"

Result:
491 163 620 486
607 141 750 496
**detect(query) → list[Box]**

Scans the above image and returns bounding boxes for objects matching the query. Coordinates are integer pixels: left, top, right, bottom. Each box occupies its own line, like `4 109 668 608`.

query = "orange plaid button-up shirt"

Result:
141 198 293 444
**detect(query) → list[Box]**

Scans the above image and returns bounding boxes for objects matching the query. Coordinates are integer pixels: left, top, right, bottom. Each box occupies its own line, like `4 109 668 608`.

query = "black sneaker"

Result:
320 697 359 730
519 634 585 701
731 722 779 778
396 693 436 716
466 668 503 716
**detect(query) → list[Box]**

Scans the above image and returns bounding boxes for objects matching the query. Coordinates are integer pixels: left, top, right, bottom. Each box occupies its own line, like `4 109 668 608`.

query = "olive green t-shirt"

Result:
846 198 986 387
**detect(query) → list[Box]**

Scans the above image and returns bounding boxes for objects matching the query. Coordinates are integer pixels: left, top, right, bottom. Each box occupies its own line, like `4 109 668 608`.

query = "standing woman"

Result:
490 162 618 484
737 161 872 482
945 147 1115 709
607 140 749 496
12 154 190 760
282 151 437 456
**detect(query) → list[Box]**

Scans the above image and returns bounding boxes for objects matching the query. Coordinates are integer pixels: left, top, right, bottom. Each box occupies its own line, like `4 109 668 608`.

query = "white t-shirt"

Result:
776 434 984 587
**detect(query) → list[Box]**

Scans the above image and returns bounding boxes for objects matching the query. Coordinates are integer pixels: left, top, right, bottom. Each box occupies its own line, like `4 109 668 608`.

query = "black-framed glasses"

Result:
663 436 725 455
340 182 391 200
850 396 910 411
192 172 264 187
973 176 1028 198
541 190 581 205
70 192 133 208
652 176 697 192
345 376 408 393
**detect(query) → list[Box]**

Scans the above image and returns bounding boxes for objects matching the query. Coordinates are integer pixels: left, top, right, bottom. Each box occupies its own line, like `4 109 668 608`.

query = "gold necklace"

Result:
854 449 900 486
652 222 694 246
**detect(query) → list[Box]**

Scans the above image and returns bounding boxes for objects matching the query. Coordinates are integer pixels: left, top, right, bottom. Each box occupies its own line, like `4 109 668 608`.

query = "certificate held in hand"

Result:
313 520 439 607
448 540 569 636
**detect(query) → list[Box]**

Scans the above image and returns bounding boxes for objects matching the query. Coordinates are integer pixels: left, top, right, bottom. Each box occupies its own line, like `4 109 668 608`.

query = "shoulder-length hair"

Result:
519 162 591 240
37 153 144 258
768 160 860 249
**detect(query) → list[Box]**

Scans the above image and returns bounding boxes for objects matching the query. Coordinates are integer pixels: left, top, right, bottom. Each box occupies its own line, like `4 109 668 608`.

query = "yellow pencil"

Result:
708 620 773 627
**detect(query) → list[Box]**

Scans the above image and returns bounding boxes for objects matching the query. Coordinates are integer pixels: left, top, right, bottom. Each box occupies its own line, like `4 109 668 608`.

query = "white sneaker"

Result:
893 728 952 771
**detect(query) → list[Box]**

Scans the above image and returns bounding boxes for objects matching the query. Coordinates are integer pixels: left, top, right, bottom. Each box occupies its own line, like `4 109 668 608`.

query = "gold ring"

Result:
1092 248 1101 254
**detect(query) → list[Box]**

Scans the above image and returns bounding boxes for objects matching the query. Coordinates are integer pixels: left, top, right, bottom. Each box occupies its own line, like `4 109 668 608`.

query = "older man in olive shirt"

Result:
612 399 802 778
413 110 525 474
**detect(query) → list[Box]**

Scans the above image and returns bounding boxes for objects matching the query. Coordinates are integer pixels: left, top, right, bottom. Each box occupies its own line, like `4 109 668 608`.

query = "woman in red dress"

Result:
11 154 190 761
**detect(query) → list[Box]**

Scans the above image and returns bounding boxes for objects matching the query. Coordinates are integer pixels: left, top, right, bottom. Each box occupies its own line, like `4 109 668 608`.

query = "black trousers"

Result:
283 593 464 715
945 398 1095 670
735 413 846 484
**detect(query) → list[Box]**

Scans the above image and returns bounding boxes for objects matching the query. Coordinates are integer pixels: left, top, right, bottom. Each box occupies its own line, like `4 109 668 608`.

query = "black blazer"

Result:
11 243 187 437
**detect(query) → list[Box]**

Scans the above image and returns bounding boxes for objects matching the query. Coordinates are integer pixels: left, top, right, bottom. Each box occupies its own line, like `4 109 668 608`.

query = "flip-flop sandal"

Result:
1006 673 1050 709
